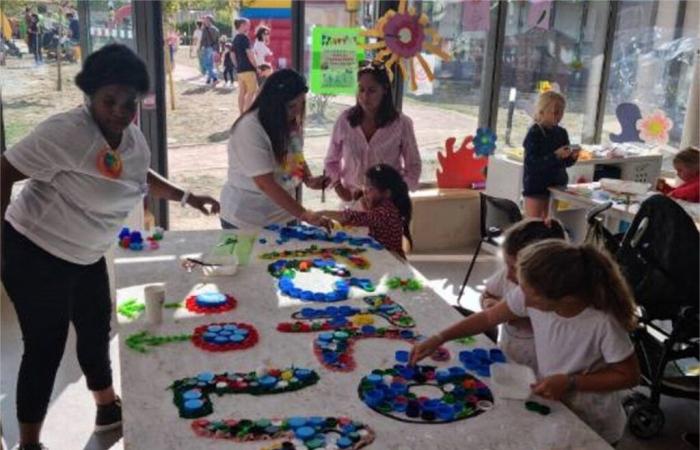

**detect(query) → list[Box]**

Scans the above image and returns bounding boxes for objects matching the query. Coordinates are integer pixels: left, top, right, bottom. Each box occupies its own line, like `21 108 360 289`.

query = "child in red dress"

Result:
322 164 412 259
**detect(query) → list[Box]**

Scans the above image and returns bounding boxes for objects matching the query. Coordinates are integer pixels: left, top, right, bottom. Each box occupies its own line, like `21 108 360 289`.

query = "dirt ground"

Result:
4 43 605 231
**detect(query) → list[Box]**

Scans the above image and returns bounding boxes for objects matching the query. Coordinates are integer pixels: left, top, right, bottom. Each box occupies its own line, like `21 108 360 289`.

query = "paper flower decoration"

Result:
536 80 553 93
636 110 673 145
361 0 451 91
474 128 497 157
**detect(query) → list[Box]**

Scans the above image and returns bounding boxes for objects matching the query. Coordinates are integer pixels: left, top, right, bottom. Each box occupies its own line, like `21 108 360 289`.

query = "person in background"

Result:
411 240 640 445
190 19 204 75
657 146 699 203
27 14 42 65
220 69 328 230
324 63 421 203
253 25 273 71
320 164 412 259
65 12 79 43
1 44 219 450
199 15 220 86
522 91 579 219
166 27 179 70
232 18 258 113
221 42 236 87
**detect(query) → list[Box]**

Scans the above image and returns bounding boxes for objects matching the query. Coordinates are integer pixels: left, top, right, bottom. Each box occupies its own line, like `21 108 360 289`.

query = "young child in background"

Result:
321 164 412 259
523 91 579 218
411 240 640 444
657 146 699 203
222 42 236 87
480 218 566 371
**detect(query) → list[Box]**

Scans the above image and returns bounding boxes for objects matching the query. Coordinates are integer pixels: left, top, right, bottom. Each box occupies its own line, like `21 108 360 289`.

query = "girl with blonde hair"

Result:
523 91 580 218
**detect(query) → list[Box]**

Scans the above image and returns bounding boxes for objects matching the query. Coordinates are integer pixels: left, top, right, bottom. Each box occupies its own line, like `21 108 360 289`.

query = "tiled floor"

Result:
1 254 697 450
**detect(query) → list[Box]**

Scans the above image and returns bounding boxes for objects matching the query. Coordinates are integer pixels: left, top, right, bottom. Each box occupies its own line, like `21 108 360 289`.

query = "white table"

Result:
115 230 613 450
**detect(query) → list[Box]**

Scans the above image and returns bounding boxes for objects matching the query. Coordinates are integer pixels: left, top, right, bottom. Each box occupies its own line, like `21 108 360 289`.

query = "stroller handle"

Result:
586 202 614 224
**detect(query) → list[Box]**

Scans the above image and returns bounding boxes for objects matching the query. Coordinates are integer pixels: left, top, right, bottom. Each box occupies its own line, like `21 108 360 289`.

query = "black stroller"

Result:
586 195 699 439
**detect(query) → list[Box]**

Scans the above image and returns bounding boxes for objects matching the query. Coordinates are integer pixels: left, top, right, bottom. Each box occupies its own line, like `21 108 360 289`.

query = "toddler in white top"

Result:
412 240 640 444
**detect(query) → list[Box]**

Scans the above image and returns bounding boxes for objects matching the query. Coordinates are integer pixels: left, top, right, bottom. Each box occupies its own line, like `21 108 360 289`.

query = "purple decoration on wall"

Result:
609 103 643 143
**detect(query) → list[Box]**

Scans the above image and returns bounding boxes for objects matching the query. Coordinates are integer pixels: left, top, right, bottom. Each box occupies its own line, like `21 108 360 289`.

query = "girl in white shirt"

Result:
253 25 273 68
1 44 219 450
411 240 640 444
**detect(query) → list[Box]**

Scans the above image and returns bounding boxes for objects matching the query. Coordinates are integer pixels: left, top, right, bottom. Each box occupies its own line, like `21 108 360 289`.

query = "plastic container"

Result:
490 363 536 400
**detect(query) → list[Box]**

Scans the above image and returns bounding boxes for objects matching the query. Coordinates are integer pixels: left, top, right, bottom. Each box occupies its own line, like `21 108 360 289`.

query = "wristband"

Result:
180 190 191 207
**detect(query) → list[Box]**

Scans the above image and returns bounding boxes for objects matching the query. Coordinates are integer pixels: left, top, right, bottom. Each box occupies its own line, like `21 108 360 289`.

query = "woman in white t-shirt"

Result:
220 69 328 229
252 25 273 68
411 240 640 445
0 44 219 450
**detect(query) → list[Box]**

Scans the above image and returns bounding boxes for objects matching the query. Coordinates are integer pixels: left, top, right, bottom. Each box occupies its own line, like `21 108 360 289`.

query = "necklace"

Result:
96 145 123 179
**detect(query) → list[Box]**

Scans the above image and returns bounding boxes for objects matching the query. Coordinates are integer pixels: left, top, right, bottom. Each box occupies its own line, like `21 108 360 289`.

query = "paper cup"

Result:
144 284 165 324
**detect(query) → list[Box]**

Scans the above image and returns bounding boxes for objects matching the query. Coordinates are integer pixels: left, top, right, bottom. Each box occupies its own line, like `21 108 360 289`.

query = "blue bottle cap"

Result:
294 368 311 380
223 324 239 331
197 372 215 382
203 332 217 342
318 332 334 342
287 417 307 428
294 425 315 440
490 348 506 363
333 331 349 340
323 352 338 363
366 374 383 384
207 325 223 333
436 369 451 383
301 308 317 318
360 325 376 336
399 330 414 339
184 399 204 410
395 350 410 363
214 336 228 344
473 348 488 359
398 366 415 380
229 334 245 343
259 375 278 388
182 389 202 400
337 436 353 448
448 367 467 377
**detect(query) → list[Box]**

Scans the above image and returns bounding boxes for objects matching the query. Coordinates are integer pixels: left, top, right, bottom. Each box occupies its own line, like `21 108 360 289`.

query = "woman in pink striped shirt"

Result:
324 64 422 202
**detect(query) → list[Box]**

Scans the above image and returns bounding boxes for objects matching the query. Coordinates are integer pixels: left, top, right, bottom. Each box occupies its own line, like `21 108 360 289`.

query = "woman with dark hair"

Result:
1 44 219 450
324 63 421 202
220 69 328 229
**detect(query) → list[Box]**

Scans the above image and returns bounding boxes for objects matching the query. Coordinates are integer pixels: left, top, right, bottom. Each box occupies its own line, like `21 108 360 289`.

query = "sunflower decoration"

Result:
360 0 451 91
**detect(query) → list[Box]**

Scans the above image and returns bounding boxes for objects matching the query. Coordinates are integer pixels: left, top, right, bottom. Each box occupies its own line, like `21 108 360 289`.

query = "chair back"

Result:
479 193 523 239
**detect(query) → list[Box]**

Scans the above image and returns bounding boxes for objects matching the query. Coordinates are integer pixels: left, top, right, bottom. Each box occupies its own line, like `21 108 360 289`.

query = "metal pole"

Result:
591 1 618 144
479 0 508 130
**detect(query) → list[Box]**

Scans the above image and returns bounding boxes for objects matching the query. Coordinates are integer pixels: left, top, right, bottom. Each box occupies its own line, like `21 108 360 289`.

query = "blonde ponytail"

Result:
518 240 637 331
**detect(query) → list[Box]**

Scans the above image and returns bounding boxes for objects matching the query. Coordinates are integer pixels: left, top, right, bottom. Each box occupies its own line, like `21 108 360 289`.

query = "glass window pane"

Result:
602 0 698 147
3 2 84 149
405 0 494 184
302 0 376 211
496 0 609 149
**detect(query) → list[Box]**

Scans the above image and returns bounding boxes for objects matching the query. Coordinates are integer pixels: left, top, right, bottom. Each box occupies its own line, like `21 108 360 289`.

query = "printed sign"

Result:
311 27 364 95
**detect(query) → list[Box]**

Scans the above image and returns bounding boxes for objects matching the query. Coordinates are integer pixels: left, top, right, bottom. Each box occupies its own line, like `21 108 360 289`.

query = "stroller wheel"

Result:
623 392 648 411
628 402 665 439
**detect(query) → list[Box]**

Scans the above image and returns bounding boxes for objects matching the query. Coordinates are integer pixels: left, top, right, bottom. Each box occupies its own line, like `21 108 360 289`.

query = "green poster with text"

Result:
311 27 363 95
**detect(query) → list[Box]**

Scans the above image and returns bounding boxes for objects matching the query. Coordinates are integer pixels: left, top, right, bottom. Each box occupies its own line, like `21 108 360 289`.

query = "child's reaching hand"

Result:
554 146 573 159
531 374 570 401
409 335 443 366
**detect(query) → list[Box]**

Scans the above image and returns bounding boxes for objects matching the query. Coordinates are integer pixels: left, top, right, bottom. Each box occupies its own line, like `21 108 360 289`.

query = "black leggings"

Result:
223 66 235 83
1 222 113 423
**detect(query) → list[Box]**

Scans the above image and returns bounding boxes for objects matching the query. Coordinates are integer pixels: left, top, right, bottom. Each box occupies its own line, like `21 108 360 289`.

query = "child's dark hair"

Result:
503 218 566 256
518 240 637 331
365 164 413 249
256 25 270 41
75 44 149 96
673 146 699 170
347 62 398 128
